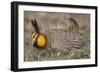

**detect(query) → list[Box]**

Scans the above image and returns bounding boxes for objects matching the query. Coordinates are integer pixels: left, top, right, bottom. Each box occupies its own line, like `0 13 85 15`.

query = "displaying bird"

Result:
31 19 47 48
31 18 85 55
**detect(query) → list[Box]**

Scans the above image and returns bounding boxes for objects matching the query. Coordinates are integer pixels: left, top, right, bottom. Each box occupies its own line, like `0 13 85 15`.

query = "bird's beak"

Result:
32 39 35 44
32 32 38 44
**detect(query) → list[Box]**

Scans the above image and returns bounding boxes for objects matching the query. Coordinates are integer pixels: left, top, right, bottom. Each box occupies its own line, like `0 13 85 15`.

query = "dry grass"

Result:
24 11 90 62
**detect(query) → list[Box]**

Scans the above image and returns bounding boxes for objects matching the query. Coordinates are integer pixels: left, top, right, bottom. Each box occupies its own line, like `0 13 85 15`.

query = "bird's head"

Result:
31 19 47 48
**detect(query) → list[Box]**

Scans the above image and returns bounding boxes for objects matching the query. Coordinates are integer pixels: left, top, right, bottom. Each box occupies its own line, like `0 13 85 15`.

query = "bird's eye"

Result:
32 32 36 38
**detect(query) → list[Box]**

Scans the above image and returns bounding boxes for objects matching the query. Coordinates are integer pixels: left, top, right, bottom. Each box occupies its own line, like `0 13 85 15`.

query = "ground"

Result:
24 11 90 62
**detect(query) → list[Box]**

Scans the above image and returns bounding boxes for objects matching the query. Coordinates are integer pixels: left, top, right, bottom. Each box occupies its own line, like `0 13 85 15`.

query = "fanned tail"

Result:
69 18 79 33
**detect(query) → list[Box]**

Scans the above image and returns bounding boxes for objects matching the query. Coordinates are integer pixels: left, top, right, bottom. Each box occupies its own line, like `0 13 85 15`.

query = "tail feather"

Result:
69 18 79 33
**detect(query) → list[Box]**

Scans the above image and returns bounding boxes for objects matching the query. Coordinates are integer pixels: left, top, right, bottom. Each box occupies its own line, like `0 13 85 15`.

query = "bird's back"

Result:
46 28 81 52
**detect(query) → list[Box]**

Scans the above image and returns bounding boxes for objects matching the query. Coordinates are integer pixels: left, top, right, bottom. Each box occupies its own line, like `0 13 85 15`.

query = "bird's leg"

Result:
47 48 54 56
57 52 61 57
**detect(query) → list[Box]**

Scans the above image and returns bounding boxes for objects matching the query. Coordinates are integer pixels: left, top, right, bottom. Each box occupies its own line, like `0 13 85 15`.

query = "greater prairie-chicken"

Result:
31 18 84 54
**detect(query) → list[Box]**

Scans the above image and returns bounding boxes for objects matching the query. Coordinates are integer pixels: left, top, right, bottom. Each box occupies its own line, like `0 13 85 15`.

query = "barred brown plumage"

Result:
31 18 84 54
46 29 81 52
